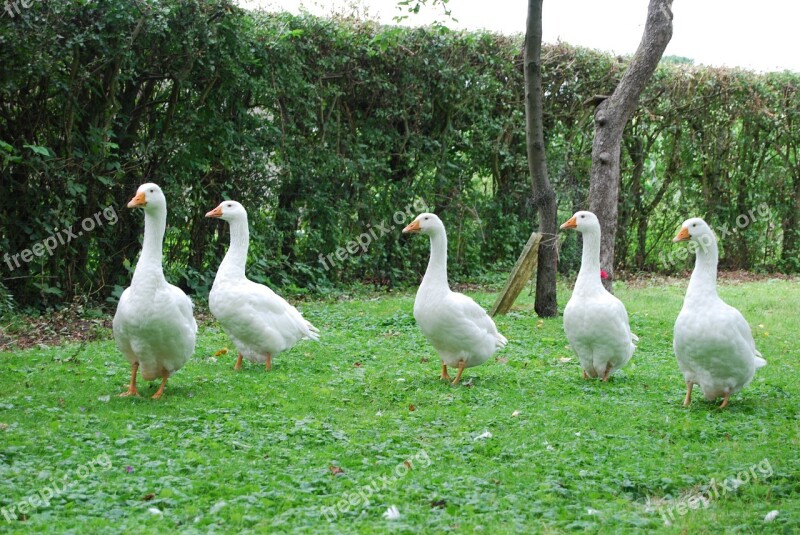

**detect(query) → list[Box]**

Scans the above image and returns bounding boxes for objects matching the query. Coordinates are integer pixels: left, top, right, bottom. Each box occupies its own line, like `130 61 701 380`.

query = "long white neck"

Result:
574 229 604 295
686 234 718 301
131 207 167 287
216 216 249 281
420 228 449 292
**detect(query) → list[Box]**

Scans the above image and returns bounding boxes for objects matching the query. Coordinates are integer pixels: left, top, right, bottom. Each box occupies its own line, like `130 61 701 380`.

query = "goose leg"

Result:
234 353 243 371
683 380 693 407
265 353 272 372
151 372 169 400
719 391 730 409
119 362 140 397
440 362 451 382
451 360 466 387
601 363 613 382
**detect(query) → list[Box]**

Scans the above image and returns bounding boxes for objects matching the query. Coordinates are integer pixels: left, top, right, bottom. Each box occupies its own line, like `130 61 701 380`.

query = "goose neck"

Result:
217 217 249 281
574 229 603 294
131 207 166 287
686 235 718 300
420 229 449 291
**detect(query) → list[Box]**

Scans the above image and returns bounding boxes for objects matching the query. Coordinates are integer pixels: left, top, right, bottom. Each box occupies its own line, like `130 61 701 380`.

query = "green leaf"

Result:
23 144 51 157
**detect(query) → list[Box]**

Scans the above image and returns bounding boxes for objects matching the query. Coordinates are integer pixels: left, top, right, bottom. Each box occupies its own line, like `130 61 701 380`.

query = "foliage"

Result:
1 2 799 310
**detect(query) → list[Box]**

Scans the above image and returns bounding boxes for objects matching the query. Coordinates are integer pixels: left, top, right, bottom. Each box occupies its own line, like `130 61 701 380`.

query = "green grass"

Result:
1 278 798 533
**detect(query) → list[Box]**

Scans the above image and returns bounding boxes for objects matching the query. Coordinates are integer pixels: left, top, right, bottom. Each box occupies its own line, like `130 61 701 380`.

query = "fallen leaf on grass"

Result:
430 499 446 508
329 465 344 476
141 493 156 501
408 404 416 412
214 348 228 356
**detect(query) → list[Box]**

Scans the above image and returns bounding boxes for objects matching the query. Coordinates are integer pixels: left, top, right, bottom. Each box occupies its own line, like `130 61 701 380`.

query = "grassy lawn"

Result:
0 278 798 533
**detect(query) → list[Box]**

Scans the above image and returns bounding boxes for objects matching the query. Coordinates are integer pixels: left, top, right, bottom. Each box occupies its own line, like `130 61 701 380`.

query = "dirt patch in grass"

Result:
0 302 216 351
618 269 798 289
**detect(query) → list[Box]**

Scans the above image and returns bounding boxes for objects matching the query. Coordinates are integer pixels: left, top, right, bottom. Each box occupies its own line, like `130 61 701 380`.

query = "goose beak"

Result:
673 227 691 242
402 220 421 233
560 216 577 230
127 191 146 208
205 205 223 218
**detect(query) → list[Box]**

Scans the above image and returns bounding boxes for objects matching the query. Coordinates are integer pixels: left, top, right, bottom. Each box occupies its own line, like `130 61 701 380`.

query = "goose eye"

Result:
580 215 585 219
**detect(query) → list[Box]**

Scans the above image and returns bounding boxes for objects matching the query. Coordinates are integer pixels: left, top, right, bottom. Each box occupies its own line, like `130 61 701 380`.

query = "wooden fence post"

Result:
490 231 542 316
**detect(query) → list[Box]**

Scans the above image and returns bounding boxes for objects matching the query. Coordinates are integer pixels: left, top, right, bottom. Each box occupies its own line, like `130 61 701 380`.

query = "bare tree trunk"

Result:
588 0 673 290
525 0 558 317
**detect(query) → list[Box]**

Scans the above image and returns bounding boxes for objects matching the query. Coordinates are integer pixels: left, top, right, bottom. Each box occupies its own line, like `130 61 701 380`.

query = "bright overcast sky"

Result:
237 0 799 73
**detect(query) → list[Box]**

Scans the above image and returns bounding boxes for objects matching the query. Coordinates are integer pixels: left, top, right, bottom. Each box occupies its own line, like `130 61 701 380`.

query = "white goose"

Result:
561 211 637 380
113 183 197 399
403 213 507 386
206 201 319 371
672 217 766 408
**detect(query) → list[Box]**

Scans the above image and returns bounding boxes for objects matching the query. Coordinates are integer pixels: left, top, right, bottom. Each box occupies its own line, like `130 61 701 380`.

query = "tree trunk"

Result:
524 0 558 317
588 0 673 291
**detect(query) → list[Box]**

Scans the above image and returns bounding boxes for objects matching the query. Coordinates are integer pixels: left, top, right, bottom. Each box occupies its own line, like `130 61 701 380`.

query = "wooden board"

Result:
490 232 542 317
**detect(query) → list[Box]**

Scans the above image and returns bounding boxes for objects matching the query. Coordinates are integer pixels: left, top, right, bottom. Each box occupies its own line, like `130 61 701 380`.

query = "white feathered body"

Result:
671 217 766 403
210 277 319 363
113 186 196 384
563 289 636 378
113 277 197 381
560 211 636 379
414 284 507 369
674 293 765 401
207 203 318 364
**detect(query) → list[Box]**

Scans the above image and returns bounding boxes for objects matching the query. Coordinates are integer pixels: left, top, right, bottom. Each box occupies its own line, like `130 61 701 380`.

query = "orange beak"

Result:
205 204 223 218
560 216 577 230
673 227 691 242
127 191 146 208
402 220 421 233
